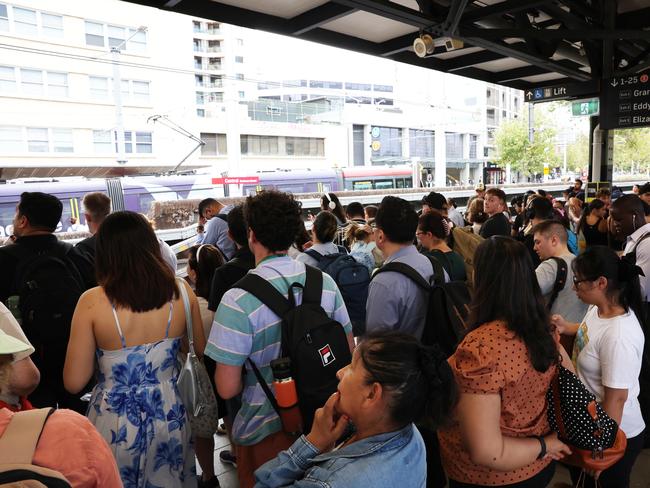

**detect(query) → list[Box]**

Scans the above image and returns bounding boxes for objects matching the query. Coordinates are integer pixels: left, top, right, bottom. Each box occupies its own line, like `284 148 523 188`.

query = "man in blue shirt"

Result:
366 196 434 339
198 197 236 259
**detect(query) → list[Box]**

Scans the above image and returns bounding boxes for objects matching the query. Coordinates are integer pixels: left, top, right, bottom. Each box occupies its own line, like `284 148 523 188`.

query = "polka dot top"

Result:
438 321 556 486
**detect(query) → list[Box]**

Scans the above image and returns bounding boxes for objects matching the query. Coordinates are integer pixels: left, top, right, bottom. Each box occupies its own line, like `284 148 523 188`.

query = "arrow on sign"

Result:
610 79 619 87
525 91 533 100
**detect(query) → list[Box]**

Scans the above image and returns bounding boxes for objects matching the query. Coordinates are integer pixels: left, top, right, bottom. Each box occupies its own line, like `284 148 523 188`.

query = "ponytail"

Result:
358 332 457 428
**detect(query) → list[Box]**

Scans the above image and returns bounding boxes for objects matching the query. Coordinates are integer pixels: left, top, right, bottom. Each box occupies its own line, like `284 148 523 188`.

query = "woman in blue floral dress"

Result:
64 211 206 488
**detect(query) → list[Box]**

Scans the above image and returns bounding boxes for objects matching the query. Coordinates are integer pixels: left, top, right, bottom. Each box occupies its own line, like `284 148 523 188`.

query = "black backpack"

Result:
373 256 471 356
547 256 568 310
305 248 370 336
234 265 352 431
7 242 86 409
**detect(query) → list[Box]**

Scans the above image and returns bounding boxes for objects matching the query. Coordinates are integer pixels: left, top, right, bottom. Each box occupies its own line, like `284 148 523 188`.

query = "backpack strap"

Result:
0 408 54 465
547 257 568 310
234 273 292 319
304 249 323 262
246 358 282 418
374 262 431 290
301 264 323 306
336 245 348 254
630 233 650 257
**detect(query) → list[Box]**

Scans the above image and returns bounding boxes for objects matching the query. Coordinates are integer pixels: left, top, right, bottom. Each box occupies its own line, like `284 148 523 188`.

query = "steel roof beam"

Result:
462 0 549 23
459 27 650 41
290 3 357 35
492 65 548 82
331 0 434 28
442 0 470 35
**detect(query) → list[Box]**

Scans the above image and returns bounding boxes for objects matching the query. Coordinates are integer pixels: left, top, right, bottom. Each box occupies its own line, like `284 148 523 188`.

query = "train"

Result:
0 165 415 237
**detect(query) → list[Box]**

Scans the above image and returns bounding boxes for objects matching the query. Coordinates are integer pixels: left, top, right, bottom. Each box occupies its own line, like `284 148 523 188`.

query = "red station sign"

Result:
211 176 260 185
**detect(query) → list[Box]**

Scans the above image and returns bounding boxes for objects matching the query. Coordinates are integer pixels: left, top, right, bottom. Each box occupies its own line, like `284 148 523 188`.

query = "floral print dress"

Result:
87 303 195 488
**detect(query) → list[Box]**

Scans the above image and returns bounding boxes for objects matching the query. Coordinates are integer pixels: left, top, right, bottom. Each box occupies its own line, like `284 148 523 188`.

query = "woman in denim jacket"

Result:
254 332 457 488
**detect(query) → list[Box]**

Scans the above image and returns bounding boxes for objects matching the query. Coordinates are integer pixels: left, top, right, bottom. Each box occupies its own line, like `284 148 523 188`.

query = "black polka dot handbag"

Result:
547 362 627 472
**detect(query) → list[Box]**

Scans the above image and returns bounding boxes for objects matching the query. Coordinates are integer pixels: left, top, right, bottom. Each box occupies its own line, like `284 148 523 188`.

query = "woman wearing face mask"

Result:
254 332 457 488
552 246 646 488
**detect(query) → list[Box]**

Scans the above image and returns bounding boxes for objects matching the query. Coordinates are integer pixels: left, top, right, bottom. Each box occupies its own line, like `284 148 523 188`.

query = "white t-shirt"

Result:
575 305 645 438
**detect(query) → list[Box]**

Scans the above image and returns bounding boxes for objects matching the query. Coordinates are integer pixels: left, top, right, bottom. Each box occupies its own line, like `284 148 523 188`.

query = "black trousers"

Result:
568 430 645 488
449 462 556 488
417 425 447 488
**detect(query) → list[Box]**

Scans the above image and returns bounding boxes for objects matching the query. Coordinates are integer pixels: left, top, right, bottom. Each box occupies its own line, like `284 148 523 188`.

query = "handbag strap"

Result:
177 278 195 356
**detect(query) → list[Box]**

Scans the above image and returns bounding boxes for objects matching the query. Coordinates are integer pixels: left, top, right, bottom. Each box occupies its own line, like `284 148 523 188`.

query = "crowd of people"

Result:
0 178 649 488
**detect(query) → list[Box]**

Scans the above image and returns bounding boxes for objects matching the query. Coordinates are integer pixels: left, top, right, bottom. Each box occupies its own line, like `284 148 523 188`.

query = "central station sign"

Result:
601 70 650 130
212 176 260 185
524 80 599 103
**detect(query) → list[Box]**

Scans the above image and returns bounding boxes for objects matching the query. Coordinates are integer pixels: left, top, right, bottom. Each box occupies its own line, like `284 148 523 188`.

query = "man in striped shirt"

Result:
205 190 353 488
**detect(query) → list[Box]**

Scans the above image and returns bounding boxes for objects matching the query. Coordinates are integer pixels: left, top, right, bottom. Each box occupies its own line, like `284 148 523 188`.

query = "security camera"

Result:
443 37 464 51
413 34 435 58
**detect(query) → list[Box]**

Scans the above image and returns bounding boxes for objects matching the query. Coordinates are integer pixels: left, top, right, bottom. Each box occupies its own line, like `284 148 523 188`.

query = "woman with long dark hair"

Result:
438 236 570 487
577 199 609 248
64 211 205 488
552 246 646 488
321 193 346 226
417 211 466 281
255 332 457 487
186 244 224 488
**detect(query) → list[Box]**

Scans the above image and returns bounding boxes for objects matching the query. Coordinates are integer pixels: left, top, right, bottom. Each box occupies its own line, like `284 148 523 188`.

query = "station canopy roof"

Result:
126 0 650 91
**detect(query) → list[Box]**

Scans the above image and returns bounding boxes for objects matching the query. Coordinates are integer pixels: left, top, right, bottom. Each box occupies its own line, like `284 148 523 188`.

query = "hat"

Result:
475 183 485 191
0 330 31 357
640 182 650 196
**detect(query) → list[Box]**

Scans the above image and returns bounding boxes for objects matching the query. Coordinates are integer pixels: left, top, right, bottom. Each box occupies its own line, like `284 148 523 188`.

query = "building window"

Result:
235 73 244 80
193 39 201 52
207 40 220 52
235 56 244 63
469 134 478 159
502 109 507 118
200 133 227 155
127 28 147 52
371 126 402 159
196 109 205 117
93 130 112 153
236 38 244 47
239 91 245 99
41 13 63 38
0 65 16 93
353 124 364 166
0 4 8 32
240 135 324 157
285 137 324 156
207 92 223 103
47 72 68 97
345 82 371 91
21 69 43 96
26 127 48 152
373 84 393 92
14 7 37 36
409 129 434 158
85 21 104 47
486 108 496 125
194 57 202 70
374 98 393 106
107 25 126 48
89 76 109 100
446 133 463 159
0 126 23 152
193 21 202 33
134 131 152 153
52 128 73 152
196 91 205 105
132 81 150 103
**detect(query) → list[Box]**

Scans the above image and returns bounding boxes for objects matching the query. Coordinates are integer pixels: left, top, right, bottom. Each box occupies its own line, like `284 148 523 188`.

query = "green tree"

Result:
566 133 589 173
614 128 650 174
494 116 559 176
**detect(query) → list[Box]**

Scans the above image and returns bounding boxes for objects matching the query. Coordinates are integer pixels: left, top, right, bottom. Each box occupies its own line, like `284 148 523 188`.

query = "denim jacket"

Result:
254 423 426 488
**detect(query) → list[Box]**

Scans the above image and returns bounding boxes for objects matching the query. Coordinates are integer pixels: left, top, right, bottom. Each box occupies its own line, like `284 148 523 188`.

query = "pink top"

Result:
0 408 122 487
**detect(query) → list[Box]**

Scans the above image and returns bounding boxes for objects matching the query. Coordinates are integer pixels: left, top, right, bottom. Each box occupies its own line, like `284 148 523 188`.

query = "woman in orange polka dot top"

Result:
438 236 571 488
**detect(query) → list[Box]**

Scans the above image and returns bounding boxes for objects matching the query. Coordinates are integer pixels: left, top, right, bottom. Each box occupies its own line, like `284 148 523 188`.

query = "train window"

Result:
406 177 413 187
276 184 305 194
374 179 394 190
0 202 16 237
396 178 405 189
352 181 373 191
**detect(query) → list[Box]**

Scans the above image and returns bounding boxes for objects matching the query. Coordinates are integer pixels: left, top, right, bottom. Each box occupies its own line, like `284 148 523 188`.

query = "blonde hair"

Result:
345 222 372 243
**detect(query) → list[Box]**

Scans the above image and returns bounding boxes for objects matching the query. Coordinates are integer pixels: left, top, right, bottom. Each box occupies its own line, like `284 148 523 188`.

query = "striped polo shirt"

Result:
205 255 352 446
